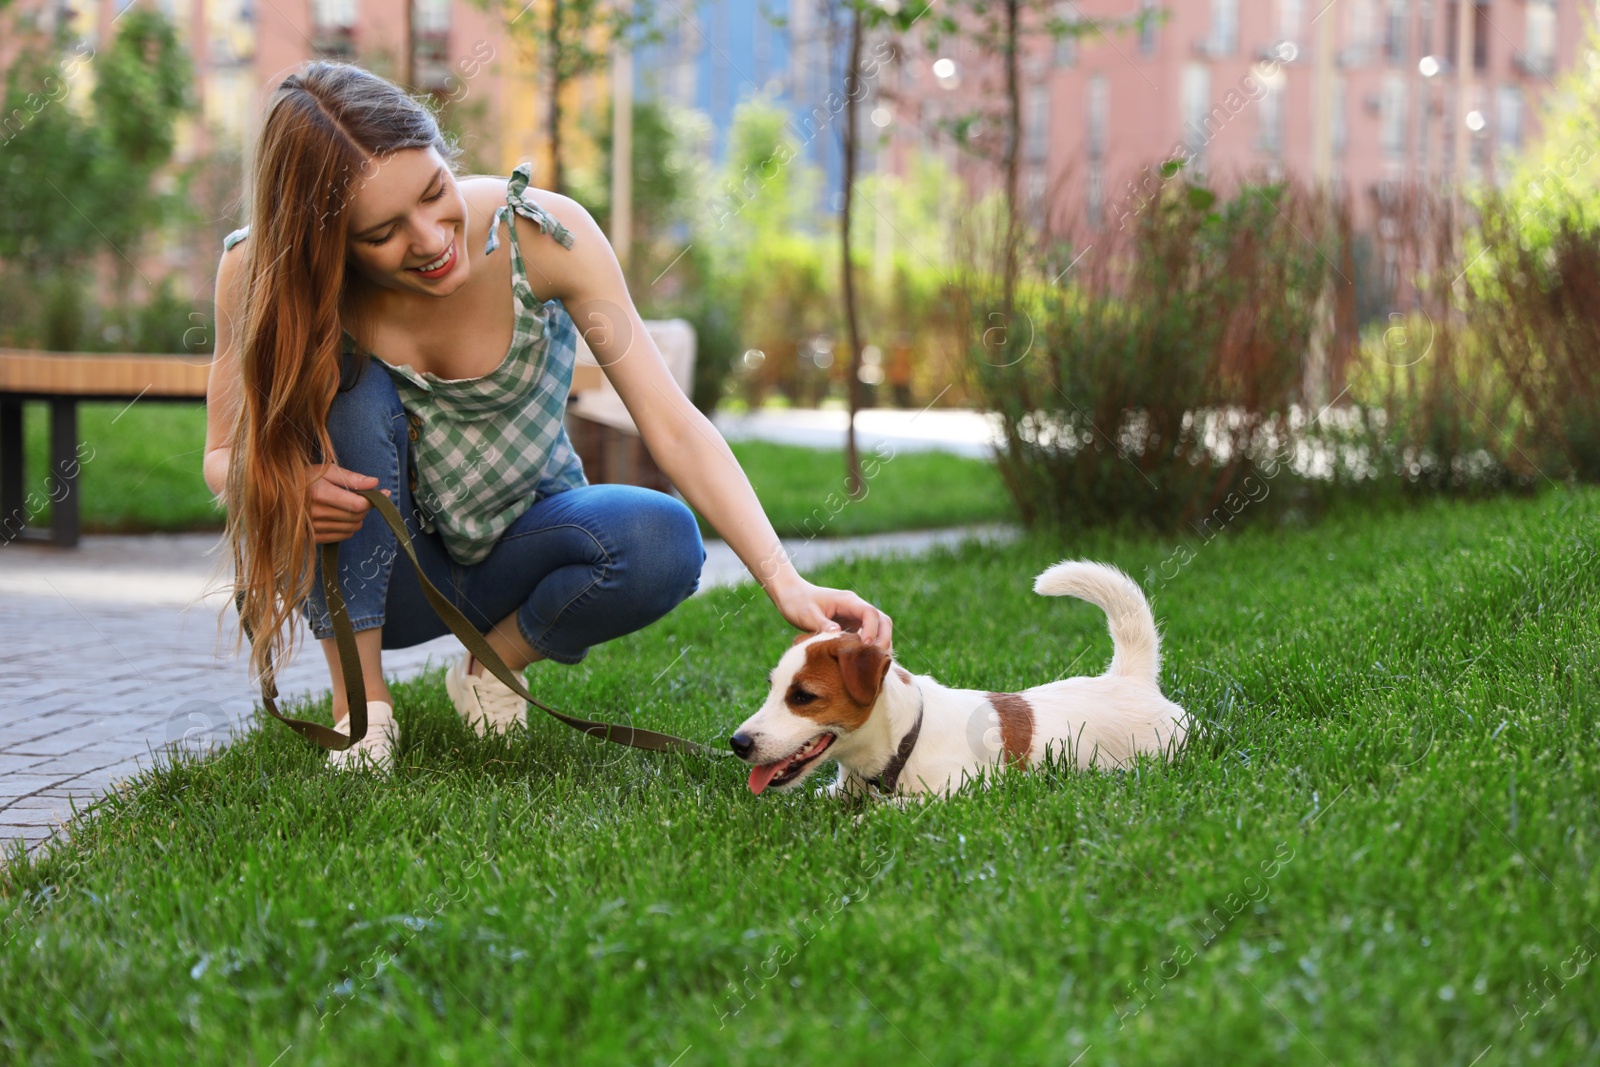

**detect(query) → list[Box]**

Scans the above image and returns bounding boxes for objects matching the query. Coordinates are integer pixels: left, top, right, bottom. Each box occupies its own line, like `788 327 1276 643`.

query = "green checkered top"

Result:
221 161 589 566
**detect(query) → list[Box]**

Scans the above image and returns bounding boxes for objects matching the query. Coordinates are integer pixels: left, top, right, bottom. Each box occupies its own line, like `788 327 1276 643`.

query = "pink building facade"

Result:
0 0 525 163
882 0 1593 243
4 0 1593 304
2 0 535 299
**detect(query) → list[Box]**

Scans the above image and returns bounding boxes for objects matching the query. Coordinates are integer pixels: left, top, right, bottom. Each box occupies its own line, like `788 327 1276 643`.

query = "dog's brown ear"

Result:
834 636 890 707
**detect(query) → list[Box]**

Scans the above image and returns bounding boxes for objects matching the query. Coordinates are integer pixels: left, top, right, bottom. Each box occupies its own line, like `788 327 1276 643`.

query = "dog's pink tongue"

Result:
748 761 785 796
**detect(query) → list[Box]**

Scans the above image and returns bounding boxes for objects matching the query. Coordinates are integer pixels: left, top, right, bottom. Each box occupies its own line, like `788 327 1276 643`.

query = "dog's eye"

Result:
788 689 818 706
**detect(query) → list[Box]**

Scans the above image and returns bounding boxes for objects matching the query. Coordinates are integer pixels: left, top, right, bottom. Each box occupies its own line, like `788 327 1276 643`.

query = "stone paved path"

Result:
713 405 1003 459
0 523 1016 857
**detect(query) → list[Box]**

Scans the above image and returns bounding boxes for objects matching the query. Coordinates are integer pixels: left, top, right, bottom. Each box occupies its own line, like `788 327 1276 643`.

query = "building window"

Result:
414 0 452 91
1467 84 1486 170
1523 0 1555 75
1055 2 1080 66
1279 0 1304 45
206 0 255 65
1496 84 1523 150
311 0 356 30
1380 73 1407 157
1332 73 1348 155
1181 62 1211 162
213 68 254 146
1473 1 1488 71
1087 162 1105 229
311 0 357 56
1417 77 1431 169
1346 0 1375 65
415 0 449 34
1139 0 1158 55
1026 165 1047 230
1208 0 1238 56
1384 0 1408 63
1026 83 1052 164
1258 80 1285 155
1086 74 1108 160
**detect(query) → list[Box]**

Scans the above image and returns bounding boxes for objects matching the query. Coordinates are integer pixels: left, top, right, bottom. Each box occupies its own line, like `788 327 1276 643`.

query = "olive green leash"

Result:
236 487 724 759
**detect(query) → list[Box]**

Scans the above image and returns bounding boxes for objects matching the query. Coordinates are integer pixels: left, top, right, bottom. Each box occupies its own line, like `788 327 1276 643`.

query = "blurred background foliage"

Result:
0 7 197 352
2 10 1598 534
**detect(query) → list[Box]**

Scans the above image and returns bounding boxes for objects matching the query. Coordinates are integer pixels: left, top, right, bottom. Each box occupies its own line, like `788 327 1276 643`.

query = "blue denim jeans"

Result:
302 352 705 664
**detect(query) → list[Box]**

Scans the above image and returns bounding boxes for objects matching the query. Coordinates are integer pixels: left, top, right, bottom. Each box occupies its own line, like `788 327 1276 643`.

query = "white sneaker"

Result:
446 652 528 737
327 701 398 772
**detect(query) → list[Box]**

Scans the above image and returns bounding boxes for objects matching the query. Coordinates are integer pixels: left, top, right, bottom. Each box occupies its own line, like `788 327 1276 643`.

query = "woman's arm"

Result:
204 240 386 542
203 242 249 502
524 198 892 650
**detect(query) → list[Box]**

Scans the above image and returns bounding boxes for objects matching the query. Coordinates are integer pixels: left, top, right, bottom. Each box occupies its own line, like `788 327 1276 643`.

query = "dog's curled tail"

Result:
1033 561 1161 684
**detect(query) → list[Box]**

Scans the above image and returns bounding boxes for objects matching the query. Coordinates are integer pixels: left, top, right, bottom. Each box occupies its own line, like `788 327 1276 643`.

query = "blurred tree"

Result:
91 7 195 307
835 0 870 493
784 0 1139 490
708 90 822 255
1457 29 1600 482
569 96 701 294
910 1 1154 342
1469 26 1600 259
569 96 747 415
464 0 667 195
0 10 193 347
0 46 103 282
759 0 915 488
701 92 829 409
846 149 962 282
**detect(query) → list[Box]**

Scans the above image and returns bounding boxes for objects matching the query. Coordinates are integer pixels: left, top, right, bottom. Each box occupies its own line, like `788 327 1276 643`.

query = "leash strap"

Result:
234 541 370 751
237 486 724 759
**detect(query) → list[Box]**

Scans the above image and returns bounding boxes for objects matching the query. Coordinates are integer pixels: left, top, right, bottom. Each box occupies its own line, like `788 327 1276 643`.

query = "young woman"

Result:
204 61 892 770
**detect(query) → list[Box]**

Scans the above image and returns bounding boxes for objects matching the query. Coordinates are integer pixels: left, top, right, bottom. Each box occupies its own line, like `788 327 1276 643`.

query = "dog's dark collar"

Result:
865 683 924 795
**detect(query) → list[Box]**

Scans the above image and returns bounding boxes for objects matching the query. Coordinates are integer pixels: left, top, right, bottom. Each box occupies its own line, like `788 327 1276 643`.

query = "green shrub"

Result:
1347 308 1530 495
973 175 1353 532
1466 194 1600 481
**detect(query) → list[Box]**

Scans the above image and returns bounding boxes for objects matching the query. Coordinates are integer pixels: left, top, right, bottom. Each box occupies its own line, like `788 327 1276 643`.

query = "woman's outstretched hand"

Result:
306 463 389 544
773 579 893 652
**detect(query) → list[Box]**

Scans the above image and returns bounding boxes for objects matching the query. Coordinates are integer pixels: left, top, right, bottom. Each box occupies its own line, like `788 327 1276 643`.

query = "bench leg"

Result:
1 396 23 544
49 397 80 547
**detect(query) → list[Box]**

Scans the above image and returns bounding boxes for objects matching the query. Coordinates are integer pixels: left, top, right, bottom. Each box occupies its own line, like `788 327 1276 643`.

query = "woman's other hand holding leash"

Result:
306 463 389 544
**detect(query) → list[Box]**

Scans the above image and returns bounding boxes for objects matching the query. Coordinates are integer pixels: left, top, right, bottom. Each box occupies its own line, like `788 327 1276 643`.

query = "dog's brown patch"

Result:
785 634 889 731
986 692 1035 768
893 665 912 686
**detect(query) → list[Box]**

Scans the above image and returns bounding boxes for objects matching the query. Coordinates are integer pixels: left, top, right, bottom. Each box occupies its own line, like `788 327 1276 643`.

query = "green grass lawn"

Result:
4 489 1597 1064
17 401 1011 537
698 439 1013 539
20 399 224 534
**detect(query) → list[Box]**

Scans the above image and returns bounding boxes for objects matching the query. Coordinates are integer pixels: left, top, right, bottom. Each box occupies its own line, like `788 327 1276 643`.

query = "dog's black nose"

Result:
729 732 755 759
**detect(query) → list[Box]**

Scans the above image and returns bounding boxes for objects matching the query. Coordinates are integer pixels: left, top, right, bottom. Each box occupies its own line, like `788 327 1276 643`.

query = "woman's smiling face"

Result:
344 147 470 297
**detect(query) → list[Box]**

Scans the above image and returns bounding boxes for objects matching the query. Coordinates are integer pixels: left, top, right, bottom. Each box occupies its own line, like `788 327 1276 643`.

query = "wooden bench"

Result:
0 350 216 547
0 348 607 547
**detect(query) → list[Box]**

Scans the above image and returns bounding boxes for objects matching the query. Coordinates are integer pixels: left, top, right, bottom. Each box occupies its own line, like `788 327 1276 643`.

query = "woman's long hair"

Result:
223 61 463 689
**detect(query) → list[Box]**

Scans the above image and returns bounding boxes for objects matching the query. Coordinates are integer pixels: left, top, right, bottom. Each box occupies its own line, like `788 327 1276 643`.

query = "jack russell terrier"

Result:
731 561 1189 798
